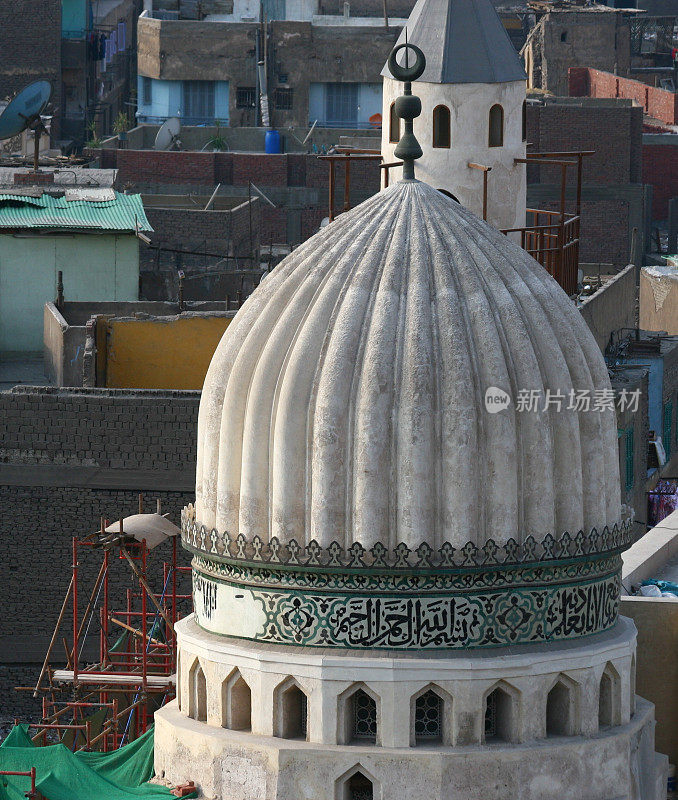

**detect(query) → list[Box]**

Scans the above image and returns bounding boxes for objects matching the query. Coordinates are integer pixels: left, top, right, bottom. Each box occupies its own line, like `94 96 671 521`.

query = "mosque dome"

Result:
193 179 623 559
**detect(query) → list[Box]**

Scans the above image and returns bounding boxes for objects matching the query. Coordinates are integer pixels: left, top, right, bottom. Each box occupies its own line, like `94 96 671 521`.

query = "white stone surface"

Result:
173 614 636 746
381 77 527 230
156 676 665 799
195 180 621 549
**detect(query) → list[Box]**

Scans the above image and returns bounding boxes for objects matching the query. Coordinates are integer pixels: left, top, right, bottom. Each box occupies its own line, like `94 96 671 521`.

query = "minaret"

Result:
381 0 527 230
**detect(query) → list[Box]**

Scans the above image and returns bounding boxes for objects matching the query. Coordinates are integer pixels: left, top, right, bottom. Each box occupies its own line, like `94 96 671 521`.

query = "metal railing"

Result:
502 209 580 296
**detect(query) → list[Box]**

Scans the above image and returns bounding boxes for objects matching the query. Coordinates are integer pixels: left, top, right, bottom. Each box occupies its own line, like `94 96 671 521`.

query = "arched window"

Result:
484 684 515 743
630 654 636 716
414 689 443 744
351 690 377 744
347 771 373 800
522 99 527 142
221 669 252 731
432 104 451 148
275 680 308 740
546 676 577 737
488 104 504 147
188 660 207 722
598 663 621 729
389 102 400 143
336 766 379 800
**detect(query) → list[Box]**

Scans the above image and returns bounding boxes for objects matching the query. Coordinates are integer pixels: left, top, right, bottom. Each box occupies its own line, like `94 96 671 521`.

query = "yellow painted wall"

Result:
104 315 231 389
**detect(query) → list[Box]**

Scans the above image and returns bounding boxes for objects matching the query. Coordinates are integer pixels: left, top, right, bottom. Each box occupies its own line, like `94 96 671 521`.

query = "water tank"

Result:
265 129 281 154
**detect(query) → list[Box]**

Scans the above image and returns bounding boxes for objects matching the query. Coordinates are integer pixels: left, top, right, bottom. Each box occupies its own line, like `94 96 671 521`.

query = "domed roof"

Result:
195 180 621 561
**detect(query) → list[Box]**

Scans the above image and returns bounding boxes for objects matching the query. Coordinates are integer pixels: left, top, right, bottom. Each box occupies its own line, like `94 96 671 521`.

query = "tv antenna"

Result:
0 80 52 172
154 116 182 151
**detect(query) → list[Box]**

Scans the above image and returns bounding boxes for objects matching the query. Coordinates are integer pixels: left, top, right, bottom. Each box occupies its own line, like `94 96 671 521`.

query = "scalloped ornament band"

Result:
181 506 636 572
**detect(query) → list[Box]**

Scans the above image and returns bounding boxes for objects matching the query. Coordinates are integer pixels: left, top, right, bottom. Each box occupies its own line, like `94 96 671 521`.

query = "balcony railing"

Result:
138 115 229 127
502 210 581 296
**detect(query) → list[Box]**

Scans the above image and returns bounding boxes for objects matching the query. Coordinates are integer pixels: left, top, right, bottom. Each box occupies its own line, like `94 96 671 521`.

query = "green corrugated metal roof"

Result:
0 191 153 232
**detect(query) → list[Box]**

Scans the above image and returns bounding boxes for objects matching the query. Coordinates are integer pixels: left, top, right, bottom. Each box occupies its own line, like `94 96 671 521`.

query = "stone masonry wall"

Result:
0 387 199 720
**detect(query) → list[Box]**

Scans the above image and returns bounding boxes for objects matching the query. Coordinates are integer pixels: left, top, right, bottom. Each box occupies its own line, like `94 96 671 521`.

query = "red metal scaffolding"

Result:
18 496 191 752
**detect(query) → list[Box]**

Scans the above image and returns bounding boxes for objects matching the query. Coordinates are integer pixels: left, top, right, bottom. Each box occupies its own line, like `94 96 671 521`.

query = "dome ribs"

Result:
195 180 622 557
311 186 410 549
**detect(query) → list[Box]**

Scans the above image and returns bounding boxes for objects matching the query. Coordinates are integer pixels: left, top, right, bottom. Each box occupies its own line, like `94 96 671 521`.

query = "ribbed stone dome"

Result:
195 180 621 556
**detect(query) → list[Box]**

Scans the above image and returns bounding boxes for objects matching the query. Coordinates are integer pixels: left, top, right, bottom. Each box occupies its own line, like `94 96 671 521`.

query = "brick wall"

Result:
570 67 678 127
0 387 199 721
526 102 644 268
141 199 260 269
110 149 382 252
643 140 678 221
0 0 61 136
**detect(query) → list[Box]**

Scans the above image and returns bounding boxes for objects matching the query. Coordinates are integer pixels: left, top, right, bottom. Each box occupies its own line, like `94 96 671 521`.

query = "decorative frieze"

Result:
192 563 620 649
182 506 636 572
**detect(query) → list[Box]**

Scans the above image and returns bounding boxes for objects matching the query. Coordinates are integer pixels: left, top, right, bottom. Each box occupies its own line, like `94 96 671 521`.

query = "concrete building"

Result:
522 4 633 97
380 0 527 230
0 172 151 353
153 60 665 800
609 330 678 482
44 300 235 388
0 1 142 150
61 0 142 147
136 1 409 130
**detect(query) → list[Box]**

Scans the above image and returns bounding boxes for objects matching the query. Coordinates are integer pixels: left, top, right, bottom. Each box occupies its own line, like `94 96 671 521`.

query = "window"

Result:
522 99 527 142
275 679 308 740
351 690 377 743
273 88 294 110
625 427 634 492
221 670 252 731
488 104 504 147
599 663 621 728
484 685 514 742
236 87 256 109
347 772 373 800
560 30 567 42
432 105 451 148
546 677 576 737
188 660 207 722
325 82 359 126
183 80 215 122
389 102 399 143
414 690 442 744
663 400 673 461
142 76 152 106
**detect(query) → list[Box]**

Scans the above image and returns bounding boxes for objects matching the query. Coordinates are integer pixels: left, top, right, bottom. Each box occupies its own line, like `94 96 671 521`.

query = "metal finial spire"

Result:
388 41 426 181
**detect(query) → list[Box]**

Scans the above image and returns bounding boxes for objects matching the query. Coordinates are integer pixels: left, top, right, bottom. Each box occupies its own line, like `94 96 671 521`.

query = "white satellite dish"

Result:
154 116 182 151
0 80 52 171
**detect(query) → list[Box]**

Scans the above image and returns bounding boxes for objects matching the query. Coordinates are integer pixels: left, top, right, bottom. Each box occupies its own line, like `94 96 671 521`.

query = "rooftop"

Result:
0 189 152 232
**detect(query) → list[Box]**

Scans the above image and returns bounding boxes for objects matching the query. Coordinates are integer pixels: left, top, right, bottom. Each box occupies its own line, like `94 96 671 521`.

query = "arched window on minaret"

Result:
432 105 451 148
522 100 527 142
488 104 504 147
389 102 400 143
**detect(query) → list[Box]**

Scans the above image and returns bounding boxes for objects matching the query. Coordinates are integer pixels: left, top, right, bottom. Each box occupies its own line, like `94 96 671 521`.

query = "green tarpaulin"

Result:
0 725 193 800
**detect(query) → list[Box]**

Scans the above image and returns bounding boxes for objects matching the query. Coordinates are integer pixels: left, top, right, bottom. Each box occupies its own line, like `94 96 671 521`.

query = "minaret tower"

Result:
381 0 527 230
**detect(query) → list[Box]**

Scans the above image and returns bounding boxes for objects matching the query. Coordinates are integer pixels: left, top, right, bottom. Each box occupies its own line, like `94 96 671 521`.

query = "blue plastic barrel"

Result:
265 129 281 154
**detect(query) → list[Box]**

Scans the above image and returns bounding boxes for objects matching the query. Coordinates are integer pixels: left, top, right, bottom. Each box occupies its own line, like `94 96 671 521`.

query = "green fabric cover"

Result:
0 725 193 800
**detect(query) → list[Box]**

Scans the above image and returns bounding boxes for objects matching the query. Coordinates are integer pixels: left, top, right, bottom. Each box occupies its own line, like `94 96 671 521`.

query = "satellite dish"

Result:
154 116 182 151
0 80 52 171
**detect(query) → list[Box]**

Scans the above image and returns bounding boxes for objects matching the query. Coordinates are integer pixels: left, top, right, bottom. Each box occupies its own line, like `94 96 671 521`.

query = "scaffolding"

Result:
18 496 191 752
